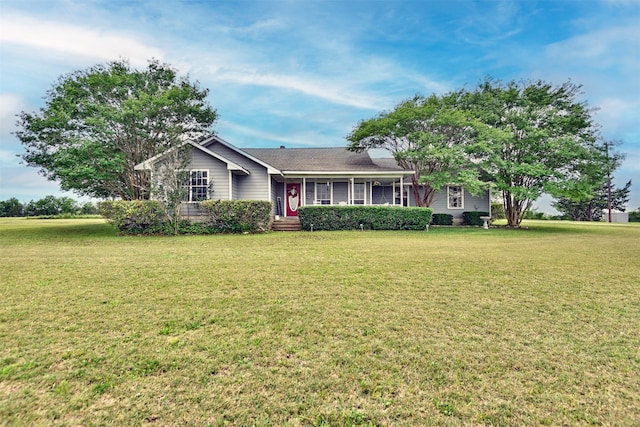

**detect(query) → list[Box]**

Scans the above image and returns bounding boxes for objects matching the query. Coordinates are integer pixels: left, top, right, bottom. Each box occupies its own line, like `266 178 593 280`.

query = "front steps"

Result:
271 217 301 231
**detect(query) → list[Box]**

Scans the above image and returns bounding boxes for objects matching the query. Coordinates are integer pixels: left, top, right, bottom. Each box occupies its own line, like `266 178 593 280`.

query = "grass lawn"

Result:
0 218 638 426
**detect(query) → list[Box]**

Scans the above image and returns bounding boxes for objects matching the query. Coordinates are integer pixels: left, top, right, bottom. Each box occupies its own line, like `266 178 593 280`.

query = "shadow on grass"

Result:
504 220 640 235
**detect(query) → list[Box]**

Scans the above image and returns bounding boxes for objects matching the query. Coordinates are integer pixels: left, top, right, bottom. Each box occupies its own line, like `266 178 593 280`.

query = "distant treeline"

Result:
0 196 98 217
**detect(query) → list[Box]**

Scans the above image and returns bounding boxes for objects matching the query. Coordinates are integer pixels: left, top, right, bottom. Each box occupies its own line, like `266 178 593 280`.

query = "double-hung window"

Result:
447 185 464 209
353 182 365 204
316 182 331 205
185 170 209 202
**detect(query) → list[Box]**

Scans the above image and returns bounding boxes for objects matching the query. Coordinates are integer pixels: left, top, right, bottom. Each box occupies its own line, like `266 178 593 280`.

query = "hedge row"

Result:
431 214 453 225
462 211 490 226
199 200 272 233
298 205 432 231
98 200 272 235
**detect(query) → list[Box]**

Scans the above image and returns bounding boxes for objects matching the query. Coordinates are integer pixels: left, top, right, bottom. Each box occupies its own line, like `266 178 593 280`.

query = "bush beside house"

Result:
199 200 272 233
462 211 491 226
98 200 272 235
431 214 454 225
298 206 432 231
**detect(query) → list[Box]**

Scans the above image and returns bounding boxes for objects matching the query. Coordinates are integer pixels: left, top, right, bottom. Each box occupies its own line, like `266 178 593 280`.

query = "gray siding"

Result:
205 142 270 200
422 186 490 219
190 149 229 200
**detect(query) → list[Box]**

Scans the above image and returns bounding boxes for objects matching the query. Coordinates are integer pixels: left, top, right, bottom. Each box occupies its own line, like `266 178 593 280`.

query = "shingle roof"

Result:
242 147 407 173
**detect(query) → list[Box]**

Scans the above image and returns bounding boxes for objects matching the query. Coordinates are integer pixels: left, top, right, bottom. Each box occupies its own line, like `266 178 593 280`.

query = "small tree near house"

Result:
150 144 192 235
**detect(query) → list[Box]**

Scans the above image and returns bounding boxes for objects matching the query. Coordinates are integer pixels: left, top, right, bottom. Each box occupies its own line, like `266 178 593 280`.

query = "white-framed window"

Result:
353 182 365 204
185 170 209 202
447 185 464 209
316 182 331 204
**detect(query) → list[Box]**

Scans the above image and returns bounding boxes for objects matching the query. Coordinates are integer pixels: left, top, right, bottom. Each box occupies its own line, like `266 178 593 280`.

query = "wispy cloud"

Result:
208 68 383 110
0 13 164 67
544 24 640 72
0 94 25 134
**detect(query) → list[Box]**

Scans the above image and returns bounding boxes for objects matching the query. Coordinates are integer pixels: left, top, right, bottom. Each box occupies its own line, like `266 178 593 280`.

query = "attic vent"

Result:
279 145 285 149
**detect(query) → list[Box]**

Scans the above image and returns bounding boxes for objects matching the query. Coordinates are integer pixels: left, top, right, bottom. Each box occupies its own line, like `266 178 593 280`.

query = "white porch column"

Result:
228 171 233 200
302 177 306 206
350 177 354 205
392 181 396 206
400 176 404 206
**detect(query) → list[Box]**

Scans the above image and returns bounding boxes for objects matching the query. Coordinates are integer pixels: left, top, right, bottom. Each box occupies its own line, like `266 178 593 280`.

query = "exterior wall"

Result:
421 186 490 221
190 149 229 201
204 142 271 200
273 181 284 216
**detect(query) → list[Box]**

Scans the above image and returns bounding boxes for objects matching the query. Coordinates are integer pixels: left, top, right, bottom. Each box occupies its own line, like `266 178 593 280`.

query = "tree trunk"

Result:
503 191 522 227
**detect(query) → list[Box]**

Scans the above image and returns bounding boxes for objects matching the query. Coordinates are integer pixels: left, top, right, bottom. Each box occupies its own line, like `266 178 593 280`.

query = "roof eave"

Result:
281 170 413 176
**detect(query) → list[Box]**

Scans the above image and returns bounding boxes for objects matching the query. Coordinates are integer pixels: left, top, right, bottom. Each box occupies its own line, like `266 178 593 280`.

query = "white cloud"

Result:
218 120 342 147
0 13 164 67
545 24 640 71
208 67 384 110
0 94 25 134
0 149 19 167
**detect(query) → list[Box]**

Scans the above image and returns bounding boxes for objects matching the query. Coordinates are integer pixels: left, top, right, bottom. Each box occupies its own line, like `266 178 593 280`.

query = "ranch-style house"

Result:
135 135 490 223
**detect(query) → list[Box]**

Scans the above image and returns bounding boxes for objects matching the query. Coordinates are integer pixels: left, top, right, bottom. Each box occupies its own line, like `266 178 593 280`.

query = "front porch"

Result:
273 177 411 218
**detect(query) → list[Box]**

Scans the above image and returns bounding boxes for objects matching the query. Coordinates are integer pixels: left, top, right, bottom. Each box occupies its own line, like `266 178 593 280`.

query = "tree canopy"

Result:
16 59 217 200
347 94 485 207
460 79 604 226
348 79 618 227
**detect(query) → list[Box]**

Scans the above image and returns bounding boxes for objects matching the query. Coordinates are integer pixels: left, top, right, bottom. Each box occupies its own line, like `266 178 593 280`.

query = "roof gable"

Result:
134 141 249 174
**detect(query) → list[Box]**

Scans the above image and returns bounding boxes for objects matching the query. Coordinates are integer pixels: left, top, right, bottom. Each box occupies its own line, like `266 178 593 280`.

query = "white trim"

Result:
302 178 306 206
281 171 409 177
134 141 250 175
228 170 233 200
184 169 209 202
200 135 281 175
447 185 465 209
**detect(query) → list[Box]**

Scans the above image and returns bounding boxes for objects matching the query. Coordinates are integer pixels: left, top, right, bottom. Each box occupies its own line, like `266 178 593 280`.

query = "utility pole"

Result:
606 141 612 223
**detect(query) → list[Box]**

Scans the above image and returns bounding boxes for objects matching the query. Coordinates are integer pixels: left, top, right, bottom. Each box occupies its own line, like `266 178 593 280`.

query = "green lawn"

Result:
1 218 638 426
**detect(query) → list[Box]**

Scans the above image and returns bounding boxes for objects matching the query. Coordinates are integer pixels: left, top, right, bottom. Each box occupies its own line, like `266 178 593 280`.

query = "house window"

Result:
353 183 365 204
448 185 464 209
316 182 331 204
186 170 209 202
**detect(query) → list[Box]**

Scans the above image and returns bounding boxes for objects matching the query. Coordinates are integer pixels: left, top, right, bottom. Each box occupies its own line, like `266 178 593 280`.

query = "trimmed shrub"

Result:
462 211 490 226
98 200 166 234
298 206 432 231
199 200 272 233
99 200 272 234
431 213 453 226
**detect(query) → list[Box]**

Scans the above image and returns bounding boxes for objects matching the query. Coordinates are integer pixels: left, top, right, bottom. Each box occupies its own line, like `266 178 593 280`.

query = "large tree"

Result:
460 79 602 227
347 94 485 207
15 59 217 200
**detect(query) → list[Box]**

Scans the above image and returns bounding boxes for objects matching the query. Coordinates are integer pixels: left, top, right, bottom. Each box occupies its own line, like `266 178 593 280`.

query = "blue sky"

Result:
1 0 639 212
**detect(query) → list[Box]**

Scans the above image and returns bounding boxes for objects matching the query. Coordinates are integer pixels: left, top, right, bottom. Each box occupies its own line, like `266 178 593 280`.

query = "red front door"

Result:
286 183 301 216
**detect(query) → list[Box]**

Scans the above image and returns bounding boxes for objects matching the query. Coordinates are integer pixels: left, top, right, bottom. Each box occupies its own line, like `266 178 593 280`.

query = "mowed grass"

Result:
0 218 638 426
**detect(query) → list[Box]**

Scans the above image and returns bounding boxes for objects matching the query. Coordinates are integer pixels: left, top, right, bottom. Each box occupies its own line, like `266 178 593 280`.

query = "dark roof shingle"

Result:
243 147 405 172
